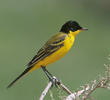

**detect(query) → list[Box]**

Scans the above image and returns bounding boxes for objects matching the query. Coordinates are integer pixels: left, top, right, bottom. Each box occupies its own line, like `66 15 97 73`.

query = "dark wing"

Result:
27 33 67 67
7 33 67 88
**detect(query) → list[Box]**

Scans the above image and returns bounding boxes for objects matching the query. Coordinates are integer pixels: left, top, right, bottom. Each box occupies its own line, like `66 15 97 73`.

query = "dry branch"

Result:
39 56 110 100
39 76 72 100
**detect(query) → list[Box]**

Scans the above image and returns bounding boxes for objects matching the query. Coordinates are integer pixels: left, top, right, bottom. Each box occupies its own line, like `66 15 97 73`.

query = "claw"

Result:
41 66 61 87
50 76 61 87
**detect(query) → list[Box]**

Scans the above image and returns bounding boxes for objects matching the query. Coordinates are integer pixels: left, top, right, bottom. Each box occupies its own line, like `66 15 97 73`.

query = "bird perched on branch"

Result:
7 20 87 88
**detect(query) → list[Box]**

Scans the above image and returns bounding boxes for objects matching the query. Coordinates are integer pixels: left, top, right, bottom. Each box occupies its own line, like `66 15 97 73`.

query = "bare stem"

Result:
39 81 53 100
39 76 72 100
39 56 110 100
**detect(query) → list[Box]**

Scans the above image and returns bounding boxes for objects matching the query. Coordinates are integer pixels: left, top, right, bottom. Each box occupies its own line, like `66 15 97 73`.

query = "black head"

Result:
60 20 83 33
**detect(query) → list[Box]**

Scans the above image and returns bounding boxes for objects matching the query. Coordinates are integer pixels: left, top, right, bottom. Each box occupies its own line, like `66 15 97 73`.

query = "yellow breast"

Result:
41 32 75 66
29 32 75 72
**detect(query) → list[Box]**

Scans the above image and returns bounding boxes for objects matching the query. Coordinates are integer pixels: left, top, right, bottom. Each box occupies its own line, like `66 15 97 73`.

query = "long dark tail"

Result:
7 67 31 88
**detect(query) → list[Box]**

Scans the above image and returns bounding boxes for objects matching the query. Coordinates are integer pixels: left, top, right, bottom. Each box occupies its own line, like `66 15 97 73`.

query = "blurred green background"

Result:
0 0 110 100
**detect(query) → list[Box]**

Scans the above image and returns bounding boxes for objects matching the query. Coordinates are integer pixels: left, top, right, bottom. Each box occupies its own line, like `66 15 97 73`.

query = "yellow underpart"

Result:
29 30 81 72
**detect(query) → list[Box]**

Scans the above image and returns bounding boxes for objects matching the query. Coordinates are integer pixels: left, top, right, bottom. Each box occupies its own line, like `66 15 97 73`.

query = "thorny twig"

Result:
66 59 110 100
66 85 90 100
39 76 72 100
39 81 53 100
39 57 110 100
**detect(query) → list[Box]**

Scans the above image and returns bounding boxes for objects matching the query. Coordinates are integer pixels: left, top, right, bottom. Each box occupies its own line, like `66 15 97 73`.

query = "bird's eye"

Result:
70 27 75 31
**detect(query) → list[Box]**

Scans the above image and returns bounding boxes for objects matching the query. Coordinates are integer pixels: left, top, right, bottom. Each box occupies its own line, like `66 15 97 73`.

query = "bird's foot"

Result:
50 76 61 88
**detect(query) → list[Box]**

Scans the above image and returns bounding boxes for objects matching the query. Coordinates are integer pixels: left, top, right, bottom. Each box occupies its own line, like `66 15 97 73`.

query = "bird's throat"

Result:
69 30 81 37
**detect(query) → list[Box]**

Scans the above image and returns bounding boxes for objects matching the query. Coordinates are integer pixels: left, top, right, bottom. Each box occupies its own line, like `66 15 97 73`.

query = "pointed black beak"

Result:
81 28 88 31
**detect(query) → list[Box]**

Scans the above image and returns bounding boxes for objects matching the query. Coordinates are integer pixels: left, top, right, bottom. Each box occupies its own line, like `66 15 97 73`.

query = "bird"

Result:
7 20 87 88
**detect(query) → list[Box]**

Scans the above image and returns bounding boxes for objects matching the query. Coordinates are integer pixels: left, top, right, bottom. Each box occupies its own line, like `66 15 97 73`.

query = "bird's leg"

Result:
41 66 61 87
41 66 53 81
